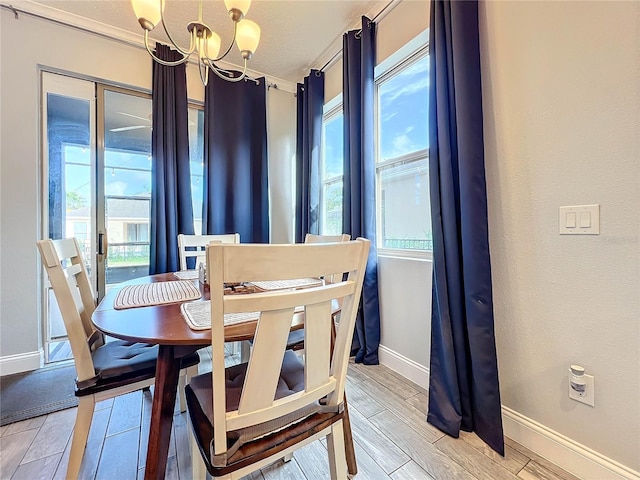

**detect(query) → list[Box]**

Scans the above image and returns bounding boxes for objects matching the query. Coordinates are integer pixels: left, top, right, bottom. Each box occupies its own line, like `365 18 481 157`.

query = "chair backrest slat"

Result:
303 301 332 391
177 233 240 271
304 233 350 284
53 236 83 262
238 307 297 414
206 239 369 457
219 242 362 284
304 233 350 244
37 238 98 382
222 282 352 314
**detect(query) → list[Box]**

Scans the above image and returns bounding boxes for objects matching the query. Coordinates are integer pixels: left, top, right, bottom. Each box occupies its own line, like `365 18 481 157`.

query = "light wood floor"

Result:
0 348 582 480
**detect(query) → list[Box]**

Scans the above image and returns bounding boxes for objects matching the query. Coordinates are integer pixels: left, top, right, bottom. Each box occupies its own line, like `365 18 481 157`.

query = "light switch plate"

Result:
559 205 600 235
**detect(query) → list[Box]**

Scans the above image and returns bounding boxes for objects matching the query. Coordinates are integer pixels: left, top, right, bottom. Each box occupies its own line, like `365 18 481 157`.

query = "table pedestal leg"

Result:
145 345 180 480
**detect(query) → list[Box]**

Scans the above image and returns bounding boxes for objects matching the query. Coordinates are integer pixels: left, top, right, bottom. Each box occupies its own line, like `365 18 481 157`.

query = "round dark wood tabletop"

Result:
92 273 310 345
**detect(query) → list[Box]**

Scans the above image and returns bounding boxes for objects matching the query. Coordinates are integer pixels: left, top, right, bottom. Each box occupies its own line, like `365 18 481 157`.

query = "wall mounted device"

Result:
568 364 595 407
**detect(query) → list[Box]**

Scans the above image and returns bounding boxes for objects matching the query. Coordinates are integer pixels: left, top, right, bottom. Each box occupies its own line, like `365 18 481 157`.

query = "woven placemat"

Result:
114 281 201 310
181 301 260 330
249 278 322 291
173 270 199 280
181 301 307 331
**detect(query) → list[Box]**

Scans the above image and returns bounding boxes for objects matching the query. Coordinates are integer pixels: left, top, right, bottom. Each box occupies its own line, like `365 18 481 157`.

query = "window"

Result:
188 107 205 234
125 222 149 242
320 99 344 235
375 37 431 254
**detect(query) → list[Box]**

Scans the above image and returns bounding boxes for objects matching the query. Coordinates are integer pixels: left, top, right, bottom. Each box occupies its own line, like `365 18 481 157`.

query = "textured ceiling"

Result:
28 0 381 83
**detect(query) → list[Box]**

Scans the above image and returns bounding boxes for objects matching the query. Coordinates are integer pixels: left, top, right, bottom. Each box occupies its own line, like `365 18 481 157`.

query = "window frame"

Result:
374 30 431 260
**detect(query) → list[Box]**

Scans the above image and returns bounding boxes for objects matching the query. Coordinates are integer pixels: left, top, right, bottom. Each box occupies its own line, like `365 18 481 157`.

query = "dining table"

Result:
92 272 356 480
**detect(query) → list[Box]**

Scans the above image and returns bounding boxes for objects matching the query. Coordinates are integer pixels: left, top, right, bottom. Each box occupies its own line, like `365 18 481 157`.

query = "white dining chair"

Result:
177 233 240 271
37 237 199 480
186 239 370 479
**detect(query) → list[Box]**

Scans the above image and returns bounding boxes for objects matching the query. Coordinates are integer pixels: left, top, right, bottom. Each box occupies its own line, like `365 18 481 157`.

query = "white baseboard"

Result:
378 344 429 390
503 406 640 480
377 345 639 480
0 350 43 376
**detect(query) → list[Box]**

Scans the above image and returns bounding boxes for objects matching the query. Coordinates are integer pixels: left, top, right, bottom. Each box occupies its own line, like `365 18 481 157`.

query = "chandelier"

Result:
131 0 261 85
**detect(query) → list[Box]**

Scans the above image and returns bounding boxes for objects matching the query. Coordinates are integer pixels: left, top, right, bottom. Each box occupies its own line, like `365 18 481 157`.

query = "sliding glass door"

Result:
41 73 153 362
41 72 204 363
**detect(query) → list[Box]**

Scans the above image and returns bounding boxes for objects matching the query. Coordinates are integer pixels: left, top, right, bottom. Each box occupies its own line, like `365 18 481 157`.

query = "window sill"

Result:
377 248 433 262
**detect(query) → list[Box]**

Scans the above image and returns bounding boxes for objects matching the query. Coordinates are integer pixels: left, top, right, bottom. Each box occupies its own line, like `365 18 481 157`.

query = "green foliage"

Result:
66 191 87 211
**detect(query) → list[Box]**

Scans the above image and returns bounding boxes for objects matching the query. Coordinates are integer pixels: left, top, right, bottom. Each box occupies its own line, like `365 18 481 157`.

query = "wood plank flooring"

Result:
0 348 582 480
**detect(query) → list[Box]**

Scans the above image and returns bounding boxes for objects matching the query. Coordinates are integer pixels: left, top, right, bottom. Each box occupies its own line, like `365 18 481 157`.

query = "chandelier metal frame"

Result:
132 0 260 85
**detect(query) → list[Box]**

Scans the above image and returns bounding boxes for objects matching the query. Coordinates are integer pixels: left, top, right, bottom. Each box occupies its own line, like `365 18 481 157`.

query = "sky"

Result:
323 53 429 180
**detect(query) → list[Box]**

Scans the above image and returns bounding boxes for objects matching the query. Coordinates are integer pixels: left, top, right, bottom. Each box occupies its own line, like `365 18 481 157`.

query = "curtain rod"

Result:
1 3 144 49
319 0 398 73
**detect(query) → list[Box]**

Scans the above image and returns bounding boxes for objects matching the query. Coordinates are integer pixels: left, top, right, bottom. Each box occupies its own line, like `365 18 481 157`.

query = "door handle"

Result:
98 232 108 256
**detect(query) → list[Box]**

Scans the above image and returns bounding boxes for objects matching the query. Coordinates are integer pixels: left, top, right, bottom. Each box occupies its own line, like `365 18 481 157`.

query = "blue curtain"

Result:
427 0 504 456
149 44 194 274
295 70 324 243
343 17 381 365
202 75 269 243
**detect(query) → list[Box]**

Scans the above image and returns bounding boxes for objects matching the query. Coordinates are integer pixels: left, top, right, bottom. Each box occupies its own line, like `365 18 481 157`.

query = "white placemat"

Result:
249 278 322 291
113 281 201 310
181 301 260 330
173 270 199 280
181 301 306 330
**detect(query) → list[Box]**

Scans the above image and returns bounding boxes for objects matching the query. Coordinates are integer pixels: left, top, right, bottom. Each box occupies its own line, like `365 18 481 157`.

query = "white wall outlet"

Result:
569 373 595 407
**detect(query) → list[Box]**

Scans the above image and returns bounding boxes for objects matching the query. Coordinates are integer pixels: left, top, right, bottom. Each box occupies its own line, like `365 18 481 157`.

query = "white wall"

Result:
267 87 297 243
480 0 640 472
378 255 432 369
376 0 430 66
0 9 296 370
324 58 343 104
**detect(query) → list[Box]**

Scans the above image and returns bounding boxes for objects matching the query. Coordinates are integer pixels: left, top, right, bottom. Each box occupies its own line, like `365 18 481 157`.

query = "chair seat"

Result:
249 329 305 355
186 350 343 476
76 340 200 396
188 350 305 418
285 329 305 350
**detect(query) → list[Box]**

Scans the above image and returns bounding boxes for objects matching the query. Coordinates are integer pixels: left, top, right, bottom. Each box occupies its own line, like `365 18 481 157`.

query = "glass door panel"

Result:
42 73 96 363
99 88 152 295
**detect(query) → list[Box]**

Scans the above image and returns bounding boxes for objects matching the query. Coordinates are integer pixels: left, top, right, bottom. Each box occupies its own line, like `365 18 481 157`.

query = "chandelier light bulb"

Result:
236 19 260 58
131 0 163 31
203 31 221 60
224 0 251 20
